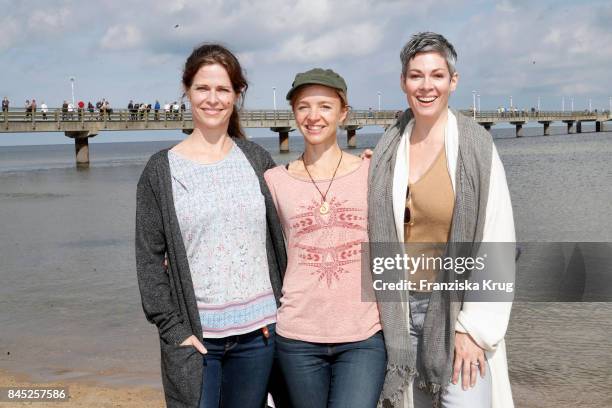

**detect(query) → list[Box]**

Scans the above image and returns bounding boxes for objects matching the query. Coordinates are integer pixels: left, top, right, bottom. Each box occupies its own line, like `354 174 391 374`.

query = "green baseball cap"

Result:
286 68 348 102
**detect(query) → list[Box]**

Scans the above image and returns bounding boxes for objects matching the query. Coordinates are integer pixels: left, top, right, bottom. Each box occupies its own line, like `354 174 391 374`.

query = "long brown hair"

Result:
182 43 248 139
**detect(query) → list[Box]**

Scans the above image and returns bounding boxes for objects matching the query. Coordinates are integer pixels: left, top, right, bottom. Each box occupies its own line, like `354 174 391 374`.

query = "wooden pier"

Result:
1 108 610 167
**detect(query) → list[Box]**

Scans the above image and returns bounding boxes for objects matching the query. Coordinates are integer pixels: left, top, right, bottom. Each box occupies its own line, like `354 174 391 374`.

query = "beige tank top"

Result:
404 147 454 290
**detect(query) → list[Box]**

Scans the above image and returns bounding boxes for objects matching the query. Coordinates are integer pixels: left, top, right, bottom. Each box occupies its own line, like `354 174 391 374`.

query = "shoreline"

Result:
0 368 164 407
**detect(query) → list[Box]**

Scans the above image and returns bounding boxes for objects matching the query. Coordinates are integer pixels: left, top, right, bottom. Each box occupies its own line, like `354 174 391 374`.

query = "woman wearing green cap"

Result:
264 68 387 407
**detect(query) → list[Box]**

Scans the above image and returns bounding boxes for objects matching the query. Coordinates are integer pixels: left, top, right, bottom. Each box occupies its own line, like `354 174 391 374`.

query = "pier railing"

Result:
2 107 610 167
2 108 609 130
1 108 400 130
461 110 610 122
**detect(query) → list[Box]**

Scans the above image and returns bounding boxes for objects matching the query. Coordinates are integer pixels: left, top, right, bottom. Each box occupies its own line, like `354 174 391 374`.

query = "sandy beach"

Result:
1 132 611 407
0 369 164 407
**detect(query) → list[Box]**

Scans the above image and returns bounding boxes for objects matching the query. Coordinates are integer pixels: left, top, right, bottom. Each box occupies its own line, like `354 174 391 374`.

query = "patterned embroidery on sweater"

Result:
289 196 366 287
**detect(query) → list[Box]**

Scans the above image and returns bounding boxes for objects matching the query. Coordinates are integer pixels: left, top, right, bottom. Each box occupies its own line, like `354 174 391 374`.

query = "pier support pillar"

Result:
271 127 292 153
539 121 551 136
479 122 493 132
511 122 525 137
342 125 360 149
576 121 582 133
65 131 98 168
565 121 575 134
595 121 602 132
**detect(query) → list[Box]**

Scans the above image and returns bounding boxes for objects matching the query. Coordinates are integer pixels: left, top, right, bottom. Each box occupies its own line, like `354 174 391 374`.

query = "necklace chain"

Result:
301 150 343 205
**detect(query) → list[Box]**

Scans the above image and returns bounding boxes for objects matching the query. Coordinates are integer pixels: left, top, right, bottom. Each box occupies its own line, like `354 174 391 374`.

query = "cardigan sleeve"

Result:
456 144 516 351
135 168 192 345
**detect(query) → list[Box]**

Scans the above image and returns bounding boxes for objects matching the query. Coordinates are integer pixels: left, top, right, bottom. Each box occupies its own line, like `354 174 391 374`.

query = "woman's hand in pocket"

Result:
180 335 208 354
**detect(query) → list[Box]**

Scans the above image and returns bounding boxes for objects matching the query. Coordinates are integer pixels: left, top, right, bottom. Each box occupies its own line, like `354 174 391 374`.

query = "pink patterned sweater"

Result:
264 158 381 343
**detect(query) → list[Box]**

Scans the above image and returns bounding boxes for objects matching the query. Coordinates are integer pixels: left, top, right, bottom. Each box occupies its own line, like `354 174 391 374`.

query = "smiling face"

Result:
185 63 237 132
401 51 458 121
292 85 348 147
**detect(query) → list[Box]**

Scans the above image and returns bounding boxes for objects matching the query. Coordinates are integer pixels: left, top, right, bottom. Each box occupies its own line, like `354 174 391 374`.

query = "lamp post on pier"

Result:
562 96 565 112
589 98 592 113
477 93 481 113
571 97 574 112
537 96 541 111
472 90 476 119
377 91 381 111
69 76 76 108
272 87 277 111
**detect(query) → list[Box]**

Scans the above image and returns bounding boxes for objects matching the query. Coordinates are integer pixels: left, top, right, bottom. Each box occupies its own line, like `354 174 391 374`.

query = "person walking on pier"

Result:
24 100 31 120
2 97 9 113
77 100 84 120
41 102 48 120
368 32 515 408
62 101 68 120
128 100 135 120
95 100 101 119
67 102 74 120
154 100 160 120
136 43 287 408
172 100 180 120
264 68 386 408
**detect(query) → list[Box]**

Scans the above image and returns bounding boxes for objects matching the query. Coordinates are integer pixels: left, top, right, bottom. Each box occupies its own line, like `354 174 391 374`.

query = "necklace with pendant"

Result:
301 150 343 215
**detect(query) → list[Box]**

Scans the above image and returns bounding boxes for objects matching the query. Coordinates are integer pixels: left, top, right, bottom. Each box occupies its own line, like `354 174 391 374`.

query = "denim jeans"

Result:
409 293 492 408
276 331 387 408
199 324 275 408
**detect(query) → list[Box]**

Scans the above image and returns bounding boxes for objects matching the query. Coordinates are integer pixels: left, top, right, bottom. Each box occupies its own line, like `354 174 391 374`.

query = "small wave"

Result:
0 192 70 199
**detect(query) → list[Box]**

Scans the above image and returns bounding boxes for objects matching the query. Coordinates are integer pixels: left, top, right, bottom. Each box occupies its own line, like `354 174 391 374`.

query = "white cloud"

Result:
236 51 256 68
2 0 611 112
274 23 383 62
0 17 20 50
458 2 612 98
100 25 143 50
495 0 517 13
168 0 188 13
28 8 71 33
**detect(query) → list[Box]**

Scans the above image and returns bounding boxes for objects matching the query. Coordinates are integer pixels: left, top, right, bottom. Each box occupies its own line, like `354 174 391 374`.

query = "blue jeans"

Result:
199 325 275 408
409 293 492 408
276 332 387 408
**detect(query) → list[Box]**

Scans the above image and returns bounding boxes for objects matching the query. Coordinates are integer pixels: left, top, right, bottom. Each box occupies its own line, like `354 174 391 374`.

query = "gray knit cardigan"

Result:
135 138 287 408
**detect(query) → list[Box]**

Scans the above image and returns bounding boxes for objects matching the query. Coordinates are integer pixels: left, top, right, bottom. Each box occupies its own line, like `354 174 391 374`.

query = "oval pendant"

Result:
319 201 330 214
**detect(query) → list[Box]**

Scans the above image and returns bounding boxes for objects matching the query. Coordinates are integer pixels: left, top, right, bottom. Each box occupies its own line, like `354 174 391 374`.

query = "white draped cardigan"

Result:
393 109 515 408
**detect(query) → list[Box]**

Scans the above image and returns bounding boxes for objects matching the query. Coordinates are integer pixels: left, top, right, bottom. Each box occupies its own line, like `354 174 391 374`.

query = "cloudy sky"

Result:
1 0 611 144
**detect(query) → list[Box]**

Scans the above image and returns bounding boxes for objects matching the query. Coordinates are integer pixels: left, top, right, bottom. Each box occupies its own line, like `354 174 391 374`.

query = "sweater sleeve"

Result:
135 168 192 345
263 168 282 224
456 144 516 351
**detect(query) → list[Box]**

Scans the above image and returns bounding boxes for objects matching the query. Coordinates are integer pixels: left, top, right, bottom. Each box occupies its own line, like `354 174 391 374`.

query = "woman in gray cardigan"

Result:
135 43 287 408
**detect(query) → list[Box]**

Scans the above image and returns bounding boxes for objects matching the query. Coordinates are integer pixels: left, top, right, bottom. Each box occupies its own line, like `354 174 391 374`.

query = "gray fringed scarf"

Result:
367 109 492 408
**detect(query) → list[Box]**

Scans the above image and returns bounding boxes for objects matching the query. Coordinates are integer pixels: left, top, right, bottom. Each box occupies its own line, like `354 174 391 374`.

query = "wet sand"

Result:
0 369 164 407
